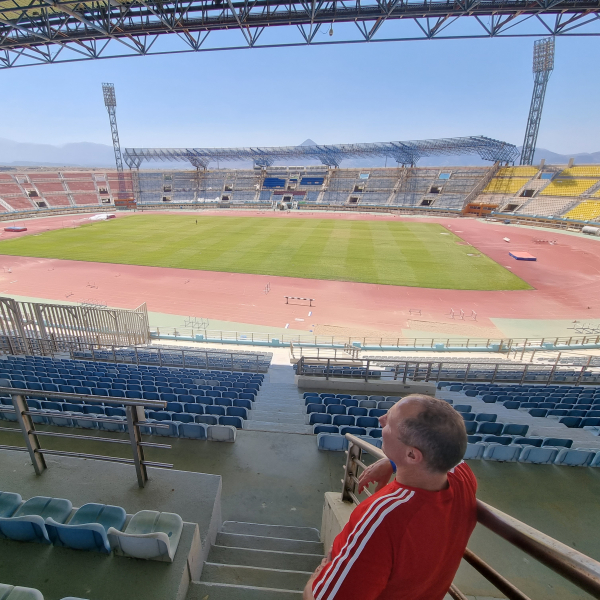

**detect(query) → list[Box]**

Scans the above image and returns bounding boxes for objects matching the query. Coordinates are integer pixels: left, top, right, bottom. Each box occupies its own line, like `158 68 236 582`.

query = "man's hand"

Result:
303 555 331 600
358 458 394 494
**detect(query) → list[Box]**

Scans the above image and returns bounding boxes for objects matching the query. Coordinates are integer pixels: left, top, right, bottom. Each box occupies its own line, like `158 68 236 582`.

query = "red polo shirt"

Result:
312 462 477 600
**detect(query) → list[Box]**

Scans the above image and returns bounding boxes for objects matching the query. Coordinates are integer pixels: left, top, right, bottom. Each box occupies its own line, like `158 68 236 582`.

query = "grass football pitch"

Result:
0 215 531 290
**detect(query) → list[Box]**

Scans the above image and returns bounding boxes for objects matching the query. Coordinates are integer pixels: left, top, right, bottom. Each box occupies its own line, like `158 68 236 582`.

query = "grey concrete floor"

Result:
0 426 342 529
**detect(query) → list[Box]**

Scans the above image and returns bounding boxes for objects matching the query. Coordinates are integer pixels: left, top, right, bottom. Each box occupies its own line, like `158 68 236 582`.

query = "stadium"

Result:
1 5 600 600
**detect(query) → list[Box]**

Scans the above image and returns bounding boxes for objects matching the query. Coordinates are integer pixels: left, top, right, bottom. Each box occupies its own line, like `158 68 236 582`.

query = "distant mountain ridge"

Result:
1 137 599 169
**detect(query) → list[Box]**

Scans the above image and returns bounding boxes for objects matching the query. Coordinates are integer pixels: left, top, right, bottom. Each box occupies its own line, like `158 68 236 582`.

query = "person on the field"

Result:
303 395 477 600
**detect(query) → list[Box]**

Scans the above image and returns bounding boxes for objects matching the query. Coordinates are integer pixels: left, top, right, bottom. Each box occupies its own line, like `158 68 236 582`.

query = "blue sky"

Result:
1 34 599 153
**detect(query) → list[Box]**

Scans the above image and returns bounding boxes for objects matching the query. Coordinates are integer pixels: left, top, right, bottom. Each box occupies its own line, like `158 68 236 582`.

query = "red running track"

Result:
0 210 599 334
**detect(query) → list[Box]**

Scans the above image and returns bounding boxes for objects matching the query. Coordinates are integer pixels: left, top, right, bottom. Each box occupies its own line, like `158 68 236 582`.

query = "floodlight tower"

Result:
102 83 124 172
520 37 555 166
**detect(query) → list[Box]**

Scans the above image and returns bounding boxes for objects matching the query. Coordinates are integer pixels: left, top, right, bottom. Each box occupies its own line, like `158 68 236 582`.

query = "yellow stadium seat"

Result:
496 166 538 177
565 201 600 221
483 178 530 194
540 179 598 197
558 166 600 178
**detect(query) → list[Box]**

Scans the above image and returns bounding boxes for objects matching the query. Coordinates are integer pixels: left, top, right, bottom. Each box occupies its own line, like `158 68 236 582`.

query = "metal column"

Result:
520 38 555 166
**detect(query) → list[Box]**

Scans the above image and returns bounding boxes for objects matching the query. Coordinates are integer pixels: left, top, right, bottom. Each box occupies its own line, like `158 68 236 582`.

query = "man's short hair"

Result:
397 395 467 473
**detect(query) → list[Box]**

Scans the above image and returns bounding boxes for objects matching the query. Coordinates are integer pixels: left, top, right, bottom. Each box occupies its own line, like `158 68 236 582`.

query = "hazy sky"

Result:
1 35 599 153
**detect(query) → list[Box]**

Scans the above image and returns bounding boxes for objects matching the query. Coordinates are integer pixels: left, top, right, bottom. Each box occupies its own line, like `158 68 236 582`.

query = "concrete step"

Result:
187 581 302 600
242 421 313 434
222 521 321 542
249 412 307 424
201 563 312 591
216 532 324 554
252 402 305 411
208 545 323 571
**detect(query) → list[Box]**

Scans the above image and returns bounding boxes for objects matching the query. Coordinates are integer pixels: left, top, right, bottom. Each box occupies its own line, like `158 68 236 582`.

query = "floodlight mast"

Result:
520 38 555 166
102 83 124 172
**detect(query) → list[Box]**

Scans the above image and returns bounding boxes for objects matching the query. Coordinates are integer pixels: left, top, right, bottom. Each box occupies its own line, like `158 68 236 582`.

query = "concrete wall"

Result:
320 492 355 555
296 375 437 396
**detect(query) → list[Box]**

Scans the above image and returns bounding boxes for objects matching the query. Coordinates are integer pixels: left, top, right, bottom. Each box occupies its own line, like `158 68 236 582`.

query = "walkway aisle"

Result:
244 359 312 435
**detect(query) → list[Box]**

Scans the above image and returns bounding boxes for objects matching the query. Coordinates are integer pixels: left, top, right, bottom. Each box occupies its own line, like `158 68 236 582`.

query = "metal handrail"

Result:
296 356 600 386
0 387 171 488
341 434 600 599
0 337 270 373
0 385 165 408
150 327 600 352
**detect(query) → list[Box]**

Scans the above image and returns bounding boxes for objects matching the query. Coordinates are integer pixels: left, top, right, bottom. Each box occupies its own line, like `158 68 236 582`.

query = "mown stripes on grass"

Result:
0 215 532 290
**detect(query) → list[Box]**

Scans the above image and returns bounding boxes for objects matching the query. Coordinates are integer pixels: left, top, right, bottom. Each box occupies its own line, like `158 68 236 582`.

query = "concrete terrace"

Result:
0 344 600 599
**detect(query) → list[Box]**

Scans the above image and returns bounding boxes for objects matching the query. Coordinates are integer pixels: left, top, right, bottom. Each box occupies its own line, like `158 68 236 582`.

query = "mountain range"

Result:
1 137 599 169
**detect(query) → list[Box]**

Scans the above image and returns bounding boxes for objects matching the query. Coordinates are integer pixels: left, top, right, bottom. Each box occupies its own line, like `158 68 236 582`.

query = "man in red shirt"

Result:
304 394 477 600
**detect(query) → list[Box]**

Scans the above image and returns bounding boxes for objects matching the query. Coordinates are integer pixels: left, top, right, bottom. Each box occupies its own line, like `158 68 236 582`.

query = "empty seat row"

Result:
0 492 182 561
309 413 381 428
467 435 572 448
305 397 395 409
0 583 79 600
306 405 386 419
1 396 253 412
0 405 238 439
316 433 383 452
465 444 600 467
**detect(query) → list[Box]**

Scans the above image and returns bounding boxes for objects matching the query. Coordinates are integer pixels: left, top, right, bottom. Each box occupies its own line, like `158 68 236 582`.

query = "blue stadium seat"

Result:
503 401 520 410
313 425 339 435
559 417 582 428
477 422 503 435
464 443 485 460
196 415 218 426
542 438 573 448
356 416 379 429
0 492 22 518
340 426 367 436
369 409 386 418
482 435 512 446
309 413 332 426
317 433 348 452
0 496 72 544
475 413 497 423
483 443 522 462
332 415 354 427
327 405 346 415
513 437 543 447
519 446 559 464
454 404 472 412
554 448 596 467
46 503 126 554
179 422 207 439
528 408 548 418
502 424 529 436
227 406 248 419
219 416 242 428
464 421 477 434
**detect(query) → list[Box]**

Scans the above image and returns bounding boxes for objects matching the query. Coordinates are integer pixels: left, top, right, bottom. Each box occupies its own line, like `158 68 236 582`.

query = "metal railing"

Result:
151 327 600 352
0 386 172 488
0 338 270 373
289 342 360 361
295 356 600 386
341 434 600 599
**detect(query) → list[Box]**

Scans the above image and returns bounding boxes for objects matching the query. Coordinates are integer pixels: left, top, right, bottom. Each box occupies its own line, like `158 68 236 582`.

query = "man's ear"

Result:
406 446 424 465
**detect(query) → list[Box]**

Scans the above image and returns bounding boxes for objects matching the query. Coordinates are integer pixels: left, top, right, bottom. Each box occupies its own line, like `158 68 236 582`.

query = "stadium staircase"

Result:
188 521 323 599
244 364 312 434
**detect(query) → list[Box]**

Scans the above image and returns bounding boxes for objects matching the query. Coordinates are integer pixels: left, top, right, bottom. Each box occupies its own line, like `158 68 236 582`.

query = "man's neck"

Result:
394 468 449 492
